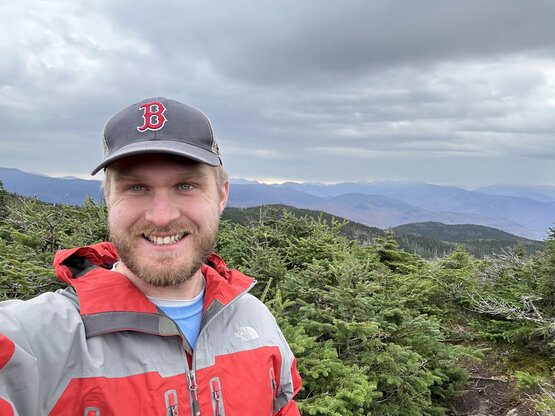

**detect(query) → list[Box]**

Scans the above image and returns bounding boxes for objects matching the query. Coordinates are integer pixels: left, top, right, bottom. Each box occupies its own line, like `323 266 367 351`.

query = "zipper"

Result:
210 377 225 416
156 308 197 416
83 407 100 416
187 281 256 415
187 370 201 416
165 389 179 416
184 280 256 416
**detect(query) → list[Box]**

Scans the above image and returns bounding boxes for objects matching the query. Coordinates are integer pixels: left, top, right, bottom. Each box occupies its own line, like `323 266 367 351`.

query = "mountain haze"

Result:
1 167 552 240
474 184 555 203
0 167 102 205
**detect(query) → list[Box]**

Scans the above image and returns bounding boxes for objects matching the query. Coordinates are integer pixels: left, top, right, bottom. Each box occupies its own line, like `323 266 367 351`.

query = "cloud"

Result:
98 0 555 86
1 0 555 184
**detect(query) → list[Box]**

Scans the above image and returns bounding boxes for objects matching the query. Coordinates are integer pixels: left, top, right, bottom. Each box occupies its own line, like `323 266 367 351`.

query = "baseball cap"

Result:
90 97 221 175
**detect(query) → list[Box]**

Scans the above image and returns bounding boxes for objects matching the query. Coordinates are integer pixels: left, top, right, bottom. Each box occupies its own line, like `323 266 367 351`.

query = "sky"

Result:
1 0 555 187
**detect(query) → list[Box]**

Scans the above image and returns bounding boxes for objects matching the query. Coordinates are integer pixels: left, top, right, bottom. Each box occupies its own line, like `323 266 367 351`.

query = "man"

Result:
0 97 302 415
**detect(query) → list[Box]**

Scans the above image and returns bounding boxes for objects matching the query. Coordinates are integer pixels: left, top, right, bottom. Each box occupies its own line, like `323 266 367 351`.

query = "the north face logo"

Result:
137 101 167 132
234 326 260 341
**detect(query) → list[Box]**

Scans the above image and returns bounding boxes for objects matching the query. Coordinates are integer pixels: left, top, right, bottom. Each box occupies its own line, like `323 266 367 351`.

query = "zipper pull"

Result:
165 389 179 416
188 370 201 416
211 378 223 416
214 391 222 416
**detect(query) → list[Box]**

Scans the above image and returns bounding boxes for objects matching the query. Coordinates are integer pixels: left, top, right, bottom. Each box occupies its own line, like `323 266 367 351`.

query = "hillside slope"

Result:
223 206 544 258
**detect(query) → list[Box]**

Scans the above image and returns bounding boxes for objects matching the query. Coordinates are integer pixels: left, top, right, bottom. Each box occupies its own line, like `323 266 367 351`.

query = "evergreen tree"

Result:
536 226 555 311
0 180 8 219
218 209 473 415
5 200 555 414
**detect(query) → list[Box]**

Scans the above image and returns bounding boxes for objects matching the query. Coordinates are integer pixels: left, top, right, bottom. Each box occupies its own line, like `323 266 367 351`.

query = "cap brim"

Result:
90 140 221 175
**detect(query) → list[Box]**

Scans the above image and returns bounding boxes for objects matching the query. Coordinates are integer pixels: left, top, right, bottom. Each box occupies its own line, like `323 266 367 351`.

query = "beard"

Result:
109 217 220 287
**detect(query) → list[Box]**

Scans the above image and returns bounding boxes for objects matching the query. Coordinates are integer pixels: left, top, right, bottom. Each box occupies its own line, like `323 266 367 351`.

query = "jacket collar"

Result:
53 242 255 316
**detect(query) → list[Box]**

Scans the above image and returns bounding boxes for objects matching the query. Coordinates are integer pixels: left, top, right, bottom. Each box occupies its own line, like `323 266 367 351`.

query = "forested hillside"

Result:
393 221 544 258
2 181 555 415
223 205 544 259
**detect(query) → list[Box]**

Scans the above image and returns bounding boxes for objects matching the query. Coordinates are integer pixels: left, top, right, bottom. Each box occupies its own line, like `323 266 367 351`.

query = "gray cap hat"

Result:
90 97 221 175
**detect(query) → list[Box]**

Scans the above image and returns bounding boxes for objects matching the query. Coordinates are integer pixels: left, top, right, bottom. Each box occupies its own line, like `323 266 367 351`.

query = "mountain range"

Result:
1 167 553 241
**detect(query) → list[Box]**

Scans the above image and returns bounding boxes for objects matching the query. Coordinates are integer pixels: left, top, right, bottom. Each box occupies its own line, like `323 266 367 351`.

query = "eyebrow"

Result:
111 173 142 182
112 170 211 183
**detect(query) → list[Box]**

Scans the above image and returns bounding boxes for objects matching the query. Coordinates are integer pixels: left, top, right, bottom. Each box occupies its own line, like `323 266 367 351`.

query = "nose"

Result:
144 190 180 227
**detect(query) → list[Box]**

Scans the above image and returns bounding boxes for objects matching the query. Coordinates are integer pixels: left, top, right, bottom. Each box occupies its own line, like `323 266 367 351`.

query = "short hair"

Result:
214 164 229 188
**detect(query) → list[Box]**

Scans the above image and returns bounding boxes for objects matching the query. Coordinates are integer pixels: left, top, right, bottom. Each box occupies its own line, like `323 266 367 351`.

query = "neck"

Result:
116 263 205 300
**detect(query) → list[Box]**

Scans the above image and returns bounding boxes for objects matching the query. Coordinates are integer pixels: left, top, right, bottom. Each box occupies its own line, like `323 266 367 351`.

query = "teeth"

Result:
144 232 186 245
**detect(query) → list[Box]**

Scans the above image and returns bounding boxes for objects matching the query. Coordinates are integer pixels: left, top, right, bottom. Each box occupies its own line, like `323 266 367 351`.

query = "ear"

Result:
102 173 112 209
218 181 229 214
103 189 111 210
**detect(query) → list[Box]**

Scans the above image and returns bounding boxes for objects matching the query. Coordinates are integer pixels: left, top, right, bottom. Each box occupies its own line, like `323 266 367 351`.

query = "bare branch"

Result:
469 292 547 324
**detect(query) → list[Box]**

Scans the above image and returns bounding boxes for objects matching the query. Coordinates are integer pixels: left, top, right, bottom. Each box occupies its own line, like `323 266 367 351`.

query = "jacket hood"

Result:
53 242 255 316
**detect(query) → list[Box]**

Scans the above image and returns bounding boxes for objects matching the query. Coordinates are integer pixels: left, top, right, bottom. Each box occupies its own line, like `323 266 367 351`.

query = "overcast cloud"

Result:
1 0 555 186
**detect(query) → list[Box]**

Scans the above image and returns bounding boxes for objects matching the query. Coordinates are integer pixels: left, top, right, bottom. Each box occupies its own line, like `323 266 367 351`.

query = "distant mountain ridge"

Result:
229 181 552 240
0 167 103 205
223 206 544 259
474 184 555 203
1 167 552 240
393 221 540 243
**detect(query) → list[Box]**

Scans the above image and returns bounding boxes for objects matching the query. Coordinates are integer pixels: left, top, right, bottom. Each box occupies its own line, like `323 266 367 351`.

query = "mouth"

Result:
142 232 188 245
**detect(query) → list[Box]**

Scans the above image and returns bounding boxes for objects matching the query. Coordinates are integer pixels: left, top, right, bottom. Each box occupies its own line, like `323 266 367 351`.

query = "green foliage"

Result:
536 396 555 413
0 195 108 299
515 370 544 392
514 371 555 413
223 205 545 259
0 180 8 219
394 221 544 257
535 227 555 311
217 210 475 415
4 198 555 414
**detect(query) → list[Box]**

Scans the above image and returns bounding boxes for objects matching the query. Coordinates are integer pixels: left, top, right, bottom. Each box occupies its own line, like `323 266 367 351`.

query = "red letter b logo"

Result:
137 101 167 132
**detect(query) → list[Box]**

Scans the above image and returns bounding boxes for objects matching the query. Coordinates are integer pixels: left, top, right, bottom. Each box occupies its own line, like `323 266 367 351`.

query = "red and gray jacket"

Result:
0 242 302 415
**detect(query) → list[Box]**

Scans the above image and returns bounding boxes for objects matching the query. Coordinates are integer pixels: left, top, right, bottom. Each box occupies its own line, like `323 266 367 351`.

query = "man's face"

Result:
104 154 228 287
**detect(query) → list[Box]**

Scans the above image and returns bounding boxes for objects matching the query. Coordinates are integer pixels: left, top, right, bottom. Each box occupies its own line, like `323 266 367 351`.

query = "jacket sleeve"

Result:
0 293 78 416
273 355 302 416
0 300 41 416
271 312 302 416
275 399 301 416
0 333 18 416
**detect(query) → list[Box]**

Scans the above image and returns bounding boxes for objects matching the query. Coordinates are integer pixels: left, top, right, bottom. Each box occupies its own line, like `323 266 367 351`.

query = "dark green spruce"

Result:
2 197 555 414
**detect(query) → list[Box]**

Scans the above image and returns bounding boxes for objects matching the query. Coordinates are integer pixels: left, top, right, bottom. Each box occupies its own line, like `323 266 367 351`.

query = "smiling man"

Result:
0 97 302 415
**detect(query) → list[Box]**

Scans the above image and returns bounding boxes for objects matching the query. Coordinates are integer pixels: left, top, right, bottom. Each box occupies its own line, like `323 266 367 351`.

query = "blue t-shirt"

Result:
150 290 205 348
110 263 205 348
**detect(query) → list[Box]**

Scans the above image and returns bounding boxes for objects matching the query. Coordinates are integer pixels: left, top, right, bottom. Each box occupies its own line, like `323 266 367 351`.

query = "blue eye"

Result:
129 184 144 192
179 183 194 190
